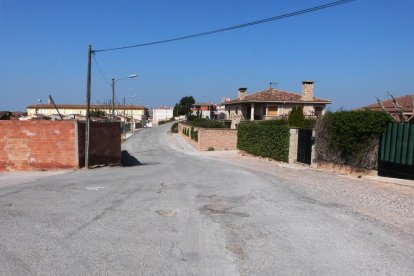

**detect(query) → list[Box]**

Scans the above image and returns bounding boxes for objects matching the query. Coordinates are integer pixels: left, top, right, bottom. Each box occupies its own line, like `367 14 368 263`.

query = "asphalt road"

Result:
0 124 413 275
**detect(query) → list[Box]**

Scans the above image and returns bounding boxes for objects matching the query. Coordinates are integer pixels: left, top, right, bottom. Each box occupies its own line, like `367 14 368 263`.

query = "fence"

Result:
379 122 414 179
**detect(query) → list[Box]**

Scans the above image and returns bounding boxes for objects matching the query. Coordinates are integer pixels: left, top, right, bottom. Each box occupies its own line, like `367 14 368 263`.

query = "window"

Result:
235 107 239 115
267 106 278 116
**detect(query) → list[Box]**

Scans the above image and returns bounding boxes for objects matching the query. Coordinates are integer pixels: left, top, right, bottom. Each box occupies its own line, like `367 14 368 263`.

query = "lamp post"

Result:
37 99 43 120
111 74 138 120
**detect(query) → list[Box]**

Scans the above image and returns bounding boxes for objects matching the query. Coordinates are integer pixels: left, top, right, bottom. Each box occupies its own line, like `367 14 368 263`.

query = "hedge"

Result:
237 121 290 162
247 117 315 129
186 118 224 128
171 122 178 133
315 110 393 169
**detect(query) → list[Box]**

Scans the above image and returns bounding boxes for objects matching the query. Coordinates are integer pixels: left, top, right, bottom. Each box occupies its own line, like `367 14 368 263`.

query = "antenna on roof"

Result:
269 82 278 88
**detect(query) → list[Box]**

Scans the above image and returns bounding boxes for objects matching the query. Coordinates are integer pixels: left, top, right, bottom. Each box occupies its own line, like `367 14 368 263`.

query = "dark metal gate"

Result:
378 122 414 180
297 129 313 165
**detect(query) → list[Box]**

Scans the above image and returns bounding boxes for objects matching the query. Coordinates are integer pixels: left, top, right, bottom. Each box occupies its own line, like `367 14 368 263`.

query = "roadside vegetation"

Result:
158 117 175 125
237 121 290 162
170 122 178 133
186 116 225 128
315 110 393 169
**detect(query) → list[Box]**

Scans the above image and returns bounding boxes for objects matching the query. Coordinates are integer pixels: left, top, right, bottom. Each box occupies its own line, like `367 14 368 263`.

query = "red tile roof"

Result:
192 102 214 106
359 95 414 113
224 88 331 104
26 104 146 110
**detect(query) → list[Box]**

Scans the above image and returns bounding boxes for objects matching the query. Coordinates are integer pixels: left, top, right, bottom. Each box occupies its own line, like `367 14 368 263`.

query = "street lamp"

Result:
111 74 138 119
37 99 43 120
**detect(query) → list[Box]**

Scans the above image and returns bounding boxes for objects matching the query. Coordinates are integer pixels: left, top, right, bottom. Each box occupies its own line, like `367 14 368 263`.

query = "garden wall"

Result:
178 123 237 150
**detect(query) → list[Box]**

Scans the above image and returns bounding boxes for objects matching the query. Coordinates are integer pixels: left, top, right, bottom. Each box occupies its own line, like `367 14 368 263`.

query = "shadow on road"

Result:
121 150 160 167
121 150 142 167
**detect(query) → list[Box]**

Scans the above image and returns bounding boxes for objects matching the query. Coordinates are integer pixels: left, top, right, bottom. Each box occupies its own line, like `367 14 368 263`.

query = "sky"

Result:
1 0 413 111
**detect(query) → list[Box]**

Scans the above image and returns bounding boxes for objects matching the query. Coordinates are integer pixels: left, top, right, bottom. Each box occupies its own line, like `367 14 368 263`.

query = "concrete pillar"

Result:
289 128 299 163
250 103 255 121
311 129 317 168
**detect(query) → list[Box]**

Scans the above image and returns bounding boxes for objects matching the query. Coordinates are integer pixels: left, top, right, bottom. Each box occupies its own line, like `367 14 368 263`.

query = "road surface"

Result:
0 124 413 275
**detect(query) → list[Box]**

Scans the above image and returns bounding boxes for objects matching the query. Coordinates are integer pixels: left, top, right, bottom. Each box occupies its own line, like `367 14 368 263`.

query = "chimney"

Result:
238 87 247 100
301 81 314 101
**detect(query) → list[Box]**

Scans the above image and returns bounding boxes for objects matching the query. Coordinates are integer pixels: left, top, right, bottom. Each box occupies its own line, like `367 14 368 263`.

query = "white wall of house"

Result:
153 108 174 125
225 104 244 120
191 109 212 119
27 107 146 120
224 103 326 121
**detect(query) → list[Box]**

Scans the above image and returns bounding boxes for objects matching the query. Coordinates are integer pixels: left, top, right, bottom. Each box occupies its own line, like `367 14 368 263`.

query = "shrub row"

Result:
171 122 178 133
237 121 290 162
315 110 393 169
182 125 198 142
245 117 315 129
185 118 224 128
158 117 175 125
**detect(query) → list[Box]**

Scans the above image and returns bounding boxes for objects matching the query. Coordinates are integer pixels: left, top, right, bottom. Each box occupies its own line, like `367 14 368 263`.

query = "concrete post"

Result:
250 103 255 121
289 128 299 163
311 129 317 168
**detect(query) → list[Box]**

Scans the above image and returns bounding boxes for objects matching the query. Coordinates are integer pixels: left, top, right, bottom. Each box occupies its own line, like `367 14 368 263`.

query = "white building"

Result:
152 106 174 125
27 104 147 121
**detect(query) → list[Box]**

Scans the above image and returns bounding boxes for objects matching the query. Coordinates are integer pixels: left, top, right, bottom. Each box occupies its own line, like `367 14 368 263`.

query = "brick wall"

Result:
198 128 237 150
0 121 78 171
178 123 237 151
77 122 121 167
0 121 121 171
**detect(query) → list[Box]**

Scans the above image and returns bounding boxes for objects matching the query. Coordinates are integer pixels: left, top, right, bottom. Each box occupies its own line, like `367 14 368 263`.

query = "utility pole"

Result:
85 45 93 169
111 77 115 120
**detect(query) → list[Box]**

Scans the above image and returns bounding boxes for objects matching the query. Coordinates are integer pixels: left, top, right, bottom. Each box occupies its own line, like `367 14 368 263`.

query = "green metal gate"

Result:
379 122 414 180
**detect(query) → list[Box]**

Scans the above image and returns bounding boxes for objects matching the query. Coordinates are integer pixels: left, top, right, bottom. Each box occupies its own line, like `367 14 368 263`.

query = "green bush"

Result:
288 106 305 128
186 118 224 128
194 130 198 142
171 122 178 133
190 127 195 139
256 119 288 126
237 122 290 162
303 119 317 129
315 110 393 169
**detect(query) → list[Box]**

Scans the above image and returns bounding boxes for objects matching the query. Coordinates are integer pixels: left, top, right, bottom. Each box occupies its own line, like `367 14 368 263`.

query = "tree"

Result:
90 109 106 118
174 96 195 116
288 106 305 128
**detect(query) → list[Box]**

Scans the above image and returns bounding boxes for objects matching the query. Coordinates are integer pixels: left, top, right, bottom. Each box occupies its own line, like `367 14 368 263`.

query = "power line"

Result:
92 54 111 86
94 0 355 53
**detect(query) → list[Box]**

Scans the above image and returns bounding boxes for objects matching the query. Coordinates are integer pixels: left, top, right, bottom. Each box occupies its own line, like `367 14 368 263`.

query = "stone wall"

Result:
178 123 237 151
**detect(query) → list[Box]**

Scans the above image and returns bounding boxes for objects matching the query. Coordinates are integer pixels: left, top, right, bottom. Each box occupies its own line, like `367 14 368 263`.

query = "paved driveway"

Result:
0 124 413 275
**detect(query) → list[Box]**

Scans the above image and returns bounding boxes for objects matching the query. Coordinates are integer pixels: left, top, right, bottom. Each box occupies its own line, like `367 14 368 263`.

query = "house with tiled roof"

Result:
222 81 331 127
358 95 414 122
190 102 216 119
